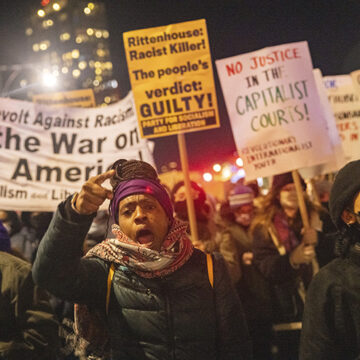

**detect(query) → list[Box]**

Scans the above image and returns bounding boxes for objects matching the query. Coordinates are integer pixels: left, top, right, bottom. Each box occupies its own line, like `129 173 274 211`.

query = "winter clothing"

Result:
0 251 59 359
228 185 254 210
300 245 360 359
300 159 360 359
110 178 174 223
271 172 306 193
329 159 360 229
33 197 252 360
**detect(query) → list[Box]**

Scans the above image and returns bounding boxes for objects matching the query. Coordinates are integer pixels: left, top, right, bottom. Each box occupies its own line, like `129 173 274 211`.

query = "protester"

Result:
300 160 360 359
219 184 273 360
0 220 59 359
0 210 21 238
251 172 323 359
32 159 252 360
171 180 219 253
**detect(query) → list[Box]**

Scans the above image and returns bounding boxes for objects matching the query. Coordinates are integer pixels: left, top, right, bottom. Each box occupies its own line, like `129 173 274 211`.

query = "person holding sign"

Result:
32 159 251 360
250 172 324 359
300 160 360 360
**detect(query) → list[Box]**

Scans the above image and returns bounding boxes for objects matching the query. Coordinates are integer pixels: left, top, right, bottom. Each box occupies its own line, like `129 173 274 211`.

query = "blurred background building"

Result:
3 0 120 105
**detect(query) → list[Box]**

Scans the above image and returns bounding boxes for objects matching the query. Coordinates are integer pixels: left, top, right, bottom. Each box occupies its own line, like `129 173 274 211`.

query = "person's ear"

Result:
341 209 356 225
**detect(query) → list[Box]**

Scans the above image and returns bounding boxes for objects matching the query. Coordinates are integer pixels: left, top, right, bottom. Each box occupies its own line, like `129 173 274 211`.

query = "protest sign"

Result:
33 88 96 108
216 41 332 180
299 69 346 179
323 74 360 162
123 19 219 138
0 92 153 211
351 69 360 94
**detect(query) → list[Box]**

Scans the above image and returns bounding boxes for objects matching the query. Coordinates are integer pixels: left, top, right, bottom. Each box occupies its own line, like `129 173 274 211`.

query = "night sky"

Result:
1 0 359 172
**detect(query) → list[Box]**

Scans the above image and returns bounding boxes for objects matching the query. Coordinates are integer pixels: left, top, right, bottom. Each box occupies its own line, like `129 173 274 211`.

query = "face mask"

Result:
235 213 252 226
279 188 299 210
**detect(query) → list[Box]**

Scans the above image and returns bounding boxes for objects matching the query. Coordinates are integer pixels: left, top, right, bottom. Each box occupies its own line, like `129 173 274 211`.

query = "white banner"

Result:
0 92 154 211
323 74 360 162
216 41 332 180
299 69 346 179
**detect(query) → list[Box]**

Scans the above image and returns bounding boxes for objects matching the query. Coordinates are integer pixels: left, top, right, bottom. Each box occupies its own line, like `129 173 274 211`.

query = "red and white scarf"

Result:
86 218 193 277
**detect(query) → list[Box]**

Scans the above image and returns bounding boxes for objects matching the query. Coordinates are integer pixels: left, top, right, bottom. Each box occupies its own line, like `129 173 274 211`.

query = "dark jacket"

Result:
300 245 360 360
0 251 59 359
252 223 312 324
32 198 252 360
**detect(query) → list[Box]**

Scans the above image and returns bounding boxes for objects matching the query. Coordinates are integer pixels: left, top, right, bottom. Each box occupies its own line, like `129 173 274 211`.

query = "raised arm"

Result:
32 170 115 307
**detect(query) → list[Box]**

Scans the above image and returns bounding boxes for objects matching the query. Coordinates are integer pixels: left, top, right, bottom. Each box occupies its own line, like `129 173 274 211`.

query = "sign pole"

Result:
178 133 199 243
291 170 319 274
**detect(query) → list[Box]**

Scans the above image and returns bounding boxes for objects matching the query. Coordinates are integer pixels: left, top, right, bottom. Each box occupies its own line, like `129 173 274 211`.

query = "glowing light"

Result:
96 49 105 57
105 61 113 69
32 43 39 52
41 0 50 6
95 30 102 38
61 67 68 74
102 30 109 38
42 72 57 87
53 3 61 11
104 96 111 104
86 28 94 35
75 36 83 44
84 7 91 14
236 157 244 167
37 9 45 17
71 49 80 58
39 43 48 50
25 28 33 36
231 169 246 183
78 61 87 70
60 32 70 41
94 61 101 67
93 79 100 86
257 177 264 187
111 80 118 88
221 166 232 181
72 69 81 78
203 173 213 182
95 68 102 75
88 2 95 9
213 163 221 172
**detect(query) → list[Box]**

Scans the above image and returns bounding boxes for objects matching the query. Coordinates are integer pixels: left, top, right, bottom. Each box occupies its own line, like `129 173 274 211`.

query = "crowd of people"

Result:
1 157 360 360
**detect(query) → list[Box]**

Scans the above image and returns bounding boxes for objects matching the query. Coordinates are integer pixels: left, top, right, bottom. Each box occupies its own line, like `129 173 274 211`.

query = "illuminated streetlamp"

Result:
213 163 221 172
203 172 213 182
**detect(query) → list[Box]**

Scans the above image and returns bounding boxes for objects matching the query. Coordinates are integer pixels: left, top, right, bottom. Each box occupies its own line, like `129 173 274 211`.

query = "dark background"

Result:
1 0 359 173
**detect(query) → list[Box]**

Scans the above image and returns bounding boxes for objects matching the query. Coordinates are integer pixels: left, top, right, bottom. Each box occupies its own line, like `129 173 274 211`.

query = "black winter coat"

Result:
300 244 360 360
32 199 252 360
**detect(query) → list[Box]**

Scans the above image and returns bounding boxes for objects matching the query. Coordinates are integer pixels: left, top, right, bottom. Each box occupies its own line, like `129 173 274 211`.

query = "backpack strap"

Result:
106 263 115 316
206 253 214 288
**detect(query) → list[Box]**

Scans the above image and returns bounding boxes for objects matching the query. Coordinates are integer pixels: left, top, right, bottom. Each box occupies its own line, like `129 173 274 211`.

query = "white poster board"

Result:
216 41 332 180
323 74 360 162
0 92 154 211
299 69 346 179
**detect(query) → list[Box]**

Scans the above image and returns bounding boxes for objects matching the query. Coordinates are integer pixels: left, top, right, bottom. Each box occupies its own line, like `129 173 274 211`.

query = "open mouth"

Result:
136 229 154 245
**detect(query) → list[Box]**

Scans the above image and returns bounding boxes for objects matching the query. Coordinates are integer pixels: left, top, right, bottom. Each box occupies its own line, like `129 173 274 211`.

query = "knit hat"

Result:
271 172 306 193
228 184 254 209
109 159 173 224
0 220 11 253
329 160 360 229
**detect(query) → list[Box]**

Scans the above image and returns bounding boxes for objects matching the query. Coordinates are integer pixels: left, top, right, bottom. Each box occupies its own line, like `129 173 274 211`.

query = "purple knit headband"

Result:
110 179 174 224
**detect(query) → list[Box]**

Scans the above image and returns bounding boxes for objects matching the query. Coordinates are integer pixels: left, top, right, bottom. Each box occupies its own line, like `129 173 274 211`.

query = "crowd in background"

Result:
0 171 338 360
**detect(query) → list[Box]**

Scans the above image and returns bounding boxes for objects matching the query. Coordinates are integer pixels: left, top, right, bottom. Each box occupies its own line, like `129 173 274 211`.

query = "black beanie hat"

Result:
271 172 306 193
329 159 360 229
